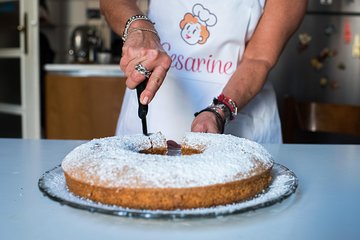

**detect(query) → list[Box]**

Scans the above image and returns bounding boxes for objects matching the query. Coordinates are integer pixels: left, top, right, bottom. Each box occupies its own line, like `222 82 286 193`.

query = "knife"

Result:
136 79 149 135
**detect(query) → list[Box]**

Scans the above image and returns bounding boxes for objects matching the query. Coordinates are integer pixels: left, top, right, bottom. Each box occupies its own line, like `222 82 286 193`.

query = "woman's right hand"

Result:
120 27 172 105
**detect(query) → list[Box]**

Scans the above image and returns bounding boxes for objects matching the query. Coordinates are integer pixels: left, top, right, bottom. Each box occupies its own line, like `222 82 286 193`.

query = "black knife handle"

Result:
136 80 148 119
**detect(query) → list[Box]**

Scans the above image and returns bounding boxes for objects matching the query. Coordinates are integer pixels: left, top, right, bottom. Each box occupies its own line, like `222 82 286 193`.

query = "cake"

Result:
61 132 274 210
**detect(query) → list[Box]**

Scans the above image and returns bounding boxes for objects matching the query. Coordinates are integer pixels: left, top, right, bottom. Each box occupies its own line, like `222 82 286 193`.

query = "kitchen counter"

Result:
45 64 125 77
44 64 126 139
1 139 360 239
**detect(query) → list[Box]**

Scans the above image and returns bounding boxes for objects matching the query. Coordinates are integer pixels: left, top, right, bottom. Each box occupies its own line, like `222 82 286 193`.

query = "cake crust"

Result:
64 169 271 210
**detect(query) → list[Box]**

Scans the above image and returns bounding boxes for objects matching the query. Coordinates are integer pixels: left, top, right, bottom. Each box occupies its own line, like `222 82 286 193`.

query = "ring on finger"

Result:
135 63 152 78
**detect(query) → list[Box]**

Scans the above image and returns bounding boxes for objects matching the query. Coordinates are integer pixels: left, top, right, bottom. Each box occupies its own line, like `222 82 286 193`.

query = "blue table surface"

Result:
1 139 359 240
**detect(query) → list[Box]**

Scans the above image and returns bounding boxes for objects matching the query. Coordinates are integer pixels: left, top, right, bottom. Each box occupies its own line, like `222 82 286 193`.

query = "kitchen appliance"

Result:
69 25 102 63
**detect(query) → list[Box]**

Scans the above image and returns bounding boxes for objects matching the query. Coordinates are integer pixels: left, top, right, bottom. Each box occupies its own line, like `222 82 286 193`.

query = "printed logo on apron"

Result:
179 4 217 45
161 3 234 77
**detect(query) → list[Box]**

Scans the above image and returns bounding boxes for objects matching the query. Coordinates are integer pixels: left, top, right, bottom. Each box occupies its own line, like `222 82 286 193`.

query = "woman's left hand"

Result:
191 112 222 134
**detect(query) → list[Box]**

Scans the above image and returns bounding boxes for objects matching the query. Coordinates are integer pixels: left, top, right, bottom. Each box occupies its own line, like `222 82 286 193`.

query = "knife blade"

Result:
136 79 149 135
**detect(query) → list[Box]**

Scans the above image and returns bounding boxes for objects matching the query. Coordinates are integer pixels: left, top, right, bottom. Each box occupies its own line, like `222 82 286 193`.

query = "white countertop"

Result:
45 64 125 77
1 139 360 240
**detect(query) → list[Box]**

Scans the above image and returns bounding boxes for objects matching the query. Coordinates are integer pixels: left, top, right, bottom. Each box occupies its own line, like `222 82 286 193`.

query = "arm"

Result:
192 0 308 133
100 0 143 36
100 0 172 105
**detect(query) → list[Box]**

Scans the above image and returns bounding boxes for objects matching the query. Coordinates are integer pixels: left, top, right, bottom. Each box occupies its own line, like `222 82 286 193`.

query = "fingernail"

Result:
141 96 149 105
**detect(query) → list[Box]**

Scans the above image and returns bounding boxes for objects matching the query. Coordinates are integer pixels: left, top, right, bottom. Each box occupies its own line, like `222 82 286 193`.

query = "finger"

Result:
192 122 217 133
139 65 167 104
120 46 147 74
124 55 148 78
120 55 136 73
207 126 219 134
126 54 165 90
125 51 171 91
192 123 207 133
194 123 218 133
120 45 136 71
125 48 171 75
125 57 150 89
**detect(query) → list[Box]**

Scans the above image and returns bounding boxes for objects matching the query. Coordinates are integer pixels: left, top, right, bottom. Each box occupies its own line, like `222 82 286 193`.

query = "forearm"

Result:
99 0 146 36
223 58 270 109
222 0 307 108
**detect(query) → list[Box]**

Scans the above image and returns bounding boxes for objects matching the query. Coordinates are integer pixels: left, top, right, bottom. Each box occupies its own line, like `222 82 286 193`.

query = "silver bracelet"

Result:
122 15 154 42
127 27 160 41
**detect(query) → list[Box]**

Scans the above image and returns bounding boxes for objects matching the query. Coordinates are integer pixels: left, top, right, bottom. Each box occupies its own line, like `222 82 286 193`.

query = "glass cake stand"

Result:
38 163 298 219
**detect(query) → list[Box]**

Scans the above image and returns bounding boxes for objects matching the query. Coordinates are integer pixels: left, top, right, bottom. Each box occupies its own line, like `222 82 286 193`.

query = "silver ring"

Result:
135 63 152 78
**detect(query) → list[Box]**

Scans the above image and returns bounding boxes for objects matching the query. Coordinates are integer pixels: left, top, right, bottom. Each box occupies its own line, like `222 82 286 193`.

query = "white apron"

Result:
116 0 282 143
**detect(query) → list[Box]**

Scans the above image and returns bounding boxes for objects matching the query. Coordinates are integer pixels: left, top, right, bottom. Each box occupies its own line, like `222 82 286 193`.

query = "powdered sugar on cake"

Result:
61 132 274 188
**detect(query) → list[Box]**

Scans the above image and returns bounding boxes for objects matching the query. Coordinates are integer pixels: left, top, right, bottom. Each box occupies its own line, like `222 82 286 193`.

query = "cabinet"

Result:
45 73 126 139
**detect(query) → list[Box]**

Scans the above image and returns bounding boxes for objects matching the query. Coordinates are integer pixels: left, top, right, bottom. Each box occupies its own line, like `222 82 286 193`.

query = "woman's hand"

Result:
120 29 172 105
191 111 223 134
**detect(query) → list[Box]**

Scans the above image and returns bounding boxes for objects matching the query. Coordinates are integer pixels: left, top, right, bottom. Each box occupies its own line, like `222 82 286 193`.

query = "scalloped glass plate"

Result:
38 163 297 219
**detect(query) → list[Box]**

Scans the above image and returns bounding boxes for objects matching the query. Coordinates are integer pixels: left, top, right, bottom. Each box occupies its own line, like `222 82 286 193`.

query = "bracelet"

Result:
215 94 238 120
211 102 232 124
122 15 154 42
127 27 160 41
194 107 225 134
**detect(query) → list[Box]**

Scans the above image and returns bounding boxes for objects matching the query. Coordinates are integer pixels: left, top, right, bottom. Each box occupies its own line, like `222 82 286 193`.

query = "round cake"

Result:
62 132 274 210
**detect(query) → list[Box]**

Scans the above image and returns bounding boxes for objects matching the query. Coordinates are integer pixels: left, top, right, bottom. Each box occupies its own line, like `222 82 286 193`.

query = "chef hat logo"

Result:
179 4 217 45
192 4 217 27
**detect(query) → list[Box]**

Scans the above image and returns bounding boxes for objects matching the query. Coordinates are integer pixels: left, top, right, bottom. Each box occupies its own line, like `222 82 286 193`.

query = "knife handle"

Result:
136 80 148 119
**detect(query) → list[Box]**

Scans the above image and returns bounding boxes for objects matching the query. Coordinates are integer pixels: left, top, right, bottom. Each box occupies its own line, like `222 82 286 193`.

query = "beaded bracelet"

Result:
122 15 155 42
